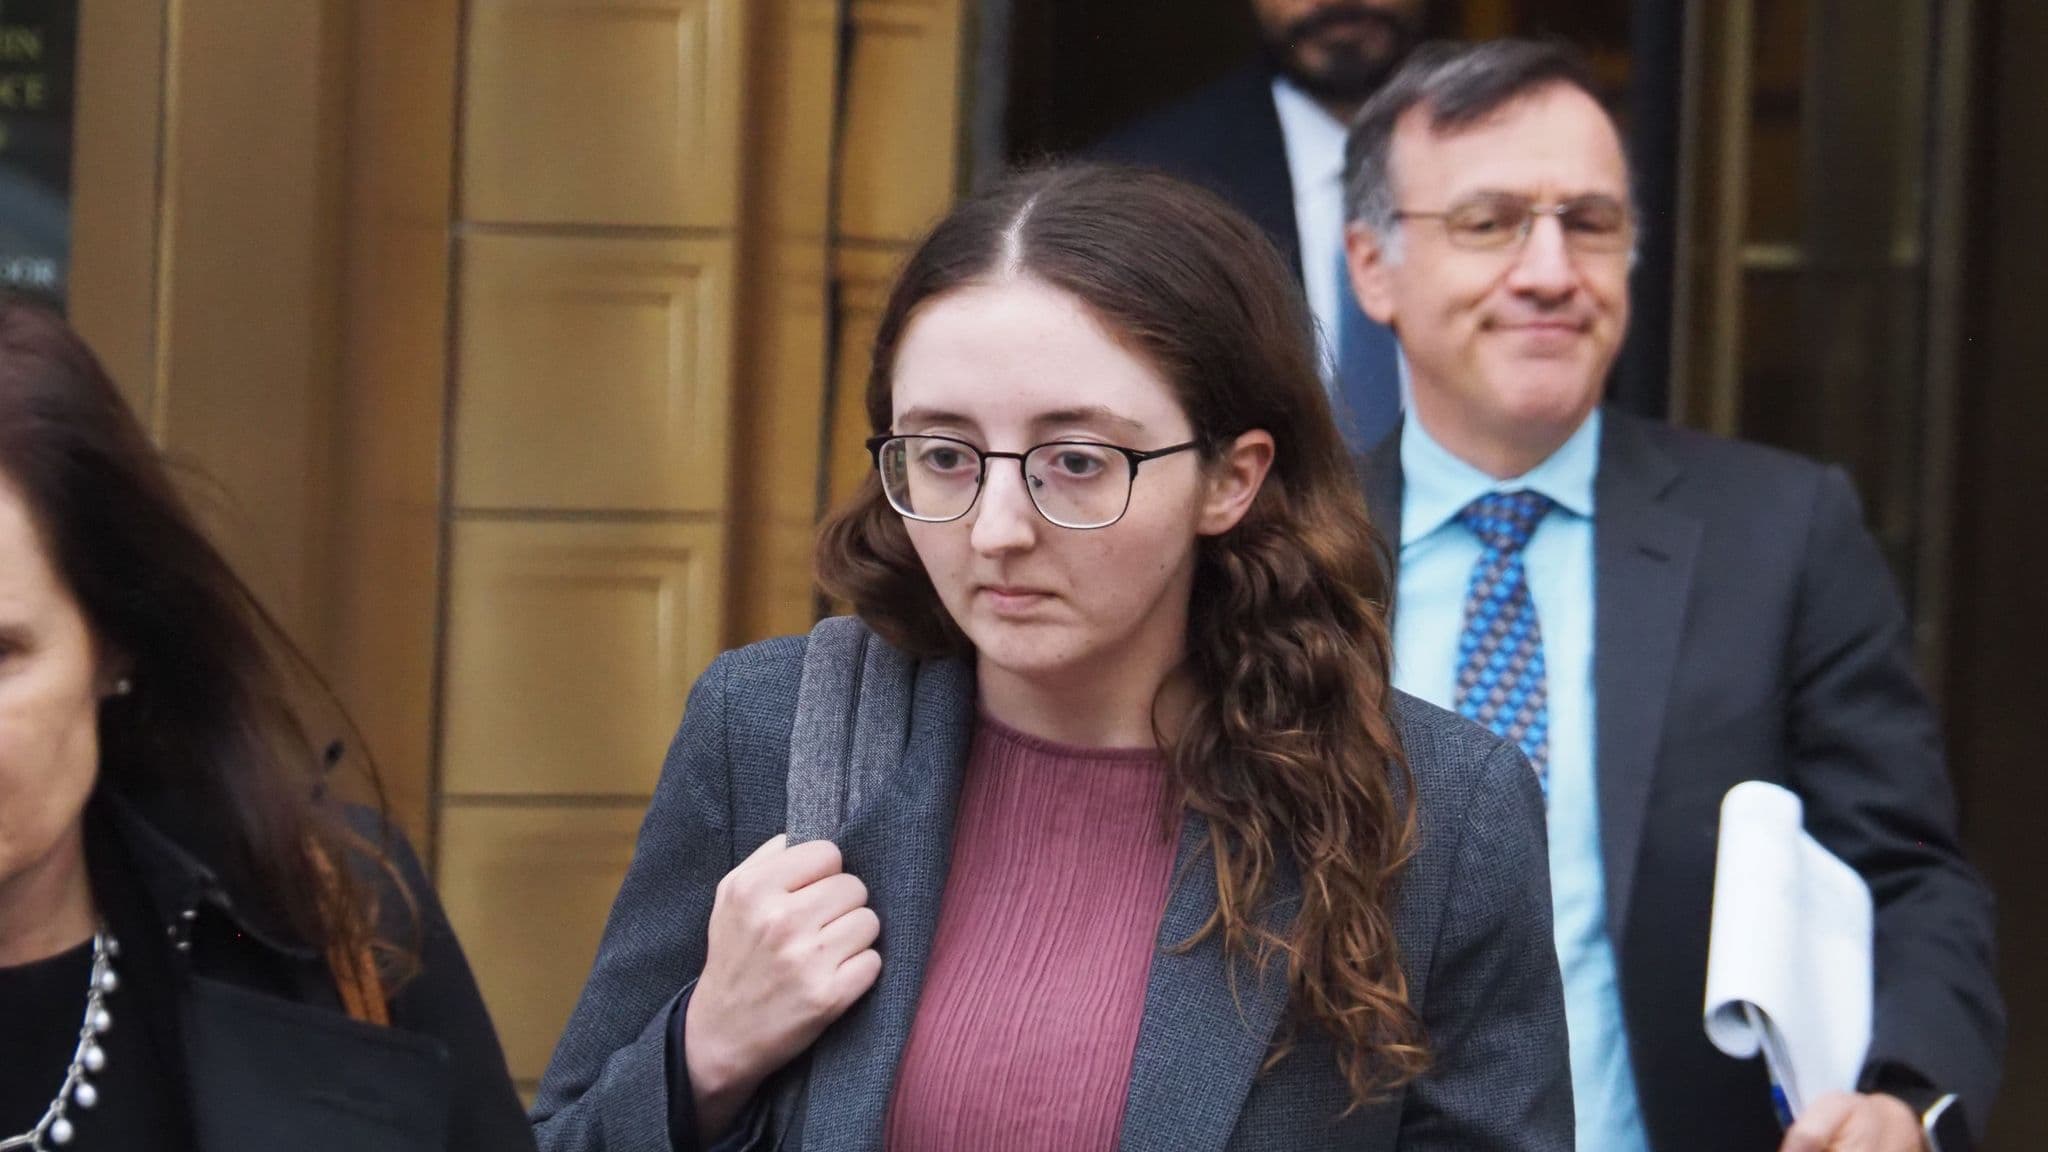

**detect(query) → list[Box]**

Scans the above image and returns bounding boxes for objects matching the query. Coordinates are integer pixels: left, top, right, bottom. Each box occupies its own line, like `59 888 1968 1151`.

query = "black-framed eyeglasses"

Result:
866 434 1201 530
1393 192 1633 254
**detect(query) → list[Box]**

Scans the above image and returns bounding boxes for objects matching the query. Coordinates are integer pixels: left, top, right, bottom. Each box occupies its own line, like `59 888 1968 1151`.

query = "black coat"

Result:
94 795 536 1152
1363 410 2006 1149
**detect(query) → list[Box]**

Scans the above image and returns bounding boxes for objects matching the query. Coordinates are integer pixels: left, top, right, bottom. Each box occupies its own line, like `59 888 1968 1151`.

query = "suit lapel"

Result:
1359 428 1406 603
1118 814 1298 1152
1242 95 1302 283
1592 414 1701 948
1209 67 1302 280
799 655 975 1151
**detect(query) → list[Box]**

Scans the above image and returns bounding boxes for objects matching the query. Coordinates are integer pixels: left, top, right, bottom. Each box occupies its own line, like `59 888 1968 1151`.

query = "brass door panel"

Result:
441 518 725 797
455 234 735 513
436 801 650 1085
463 0 744 227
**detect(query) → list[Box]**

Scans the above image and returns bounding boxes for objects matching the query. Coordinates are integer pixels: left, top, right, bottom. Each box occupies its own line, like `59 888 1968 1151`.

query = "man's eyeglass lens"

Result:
1430 194 1630 253
876 436 1134 529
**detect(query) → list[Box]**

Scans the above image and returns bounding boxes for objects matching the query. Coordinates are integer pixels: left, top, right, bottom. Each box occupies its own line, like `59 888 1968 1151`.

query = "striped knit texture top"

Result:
885 713 1180 1152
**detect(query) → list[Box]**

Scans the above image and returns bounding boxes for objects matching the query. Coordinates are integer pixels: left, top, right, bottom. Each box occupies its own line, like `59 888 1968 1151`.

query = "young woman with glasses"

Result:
534 164 1571 1152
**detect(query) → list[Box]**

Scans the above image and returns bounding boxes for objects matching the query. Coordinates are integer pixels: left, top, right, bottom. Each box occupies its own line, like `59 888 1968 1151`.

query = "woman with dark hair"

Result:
0 301 534 1152
535 165 1570 1151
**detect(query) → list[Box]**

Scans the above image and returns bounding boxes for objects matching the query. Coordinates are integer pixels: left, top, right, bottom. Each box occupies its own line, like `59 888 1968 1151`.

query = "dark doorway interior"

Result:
1954 1 2048 1145
1004 0 1258 163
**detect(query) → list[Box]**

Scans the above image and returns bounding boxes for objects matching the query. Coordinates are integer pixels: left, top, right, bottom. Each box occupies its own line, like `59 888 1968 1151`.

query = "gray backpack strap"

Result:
770 617 913 1145
786 615 914 843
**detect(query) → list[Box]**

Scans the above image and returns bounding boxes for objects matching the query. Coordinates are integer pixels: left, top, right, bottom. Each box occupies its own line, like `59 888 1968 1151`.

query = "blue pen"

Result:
1743 1003 1798 1129
1768 1078 1794 1129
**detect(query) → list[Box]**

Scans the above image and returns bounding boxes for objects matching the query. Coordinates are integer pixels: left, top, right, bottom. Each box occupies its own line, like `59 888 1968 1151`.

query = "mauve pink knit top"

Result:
884 713 1180 1152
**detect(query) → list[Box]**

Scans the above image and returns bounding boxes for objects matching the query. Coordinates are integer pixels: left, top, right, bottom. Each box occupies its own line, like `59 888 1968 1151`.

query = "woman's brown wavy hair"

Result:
816 164 1426 1103
0 299 411 994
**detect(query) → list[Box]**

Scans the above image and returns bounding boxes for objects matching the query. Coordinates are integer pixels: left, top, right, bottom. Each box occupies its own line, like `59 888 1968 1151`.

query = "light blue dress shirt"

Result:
1390 411 1651 1152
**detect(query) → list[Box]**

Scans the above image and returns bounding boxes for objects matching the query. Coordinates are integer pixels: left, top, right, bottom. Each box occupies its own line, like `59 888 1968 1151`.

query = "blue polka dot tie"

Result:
1455 490 1555 790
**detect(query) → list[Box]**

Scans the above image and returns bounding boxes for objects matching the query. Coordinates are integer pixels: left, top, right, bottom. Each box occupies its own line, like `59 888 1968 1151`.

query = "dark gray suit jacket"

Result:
1362 409 2005 1149
532 637 1573 1151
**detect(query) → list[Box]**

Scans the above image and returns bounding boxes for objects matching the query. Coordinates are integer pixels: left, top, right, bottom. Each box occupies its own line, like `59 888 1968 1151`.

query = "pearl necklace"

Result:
0 928 118 1151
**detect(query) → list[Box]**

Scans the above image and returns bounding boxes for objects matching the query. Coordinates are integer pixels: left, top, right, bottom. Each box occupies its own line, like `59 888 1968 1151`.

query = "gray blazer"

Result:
532 635 1573 1151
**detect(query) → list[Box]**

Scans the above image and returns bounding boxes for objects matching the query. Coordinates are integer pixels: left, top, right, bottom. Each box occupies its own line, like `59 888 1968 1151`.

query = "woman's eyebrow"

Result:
894 406 978 431
893 405 1148 439
1031 406 1147 438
